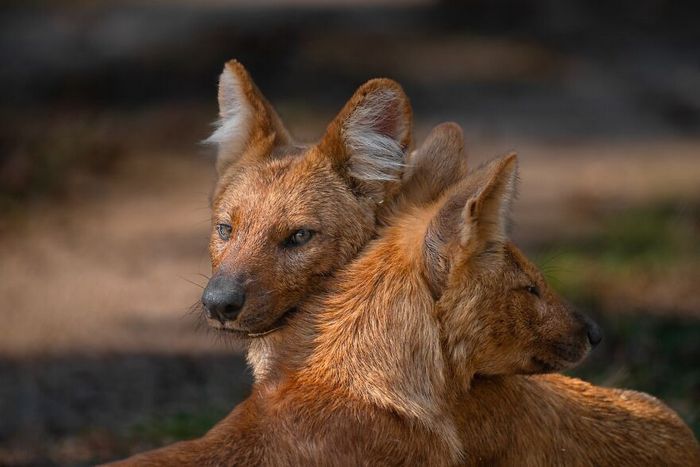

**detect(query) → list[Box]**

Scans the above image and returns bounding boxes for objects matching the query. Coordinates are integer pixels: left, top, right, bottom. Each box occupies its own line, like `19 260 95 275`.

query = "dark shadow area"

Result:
0 353 251 466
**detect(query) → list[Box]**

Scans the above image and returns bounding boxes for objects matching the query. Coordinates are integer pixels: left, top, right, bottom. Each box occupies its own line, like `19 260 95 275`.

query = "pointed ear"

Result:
423 154 518 295
400 122 467 204
205 60 291 174
459 153 518 249
318 78 412 200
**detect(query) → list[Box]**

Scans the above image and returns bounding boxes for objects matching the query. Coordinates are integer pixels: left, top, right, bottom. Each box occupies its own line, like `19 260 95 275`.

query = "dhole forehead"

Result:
213 148 348 223
504 243 538 275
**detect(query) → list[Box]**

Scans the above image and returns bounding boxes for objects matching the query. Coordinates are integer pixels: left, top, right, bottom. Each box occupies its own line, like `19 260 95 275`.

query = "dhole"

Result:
199 60 413 362
111 152 609 465
426 155 700 465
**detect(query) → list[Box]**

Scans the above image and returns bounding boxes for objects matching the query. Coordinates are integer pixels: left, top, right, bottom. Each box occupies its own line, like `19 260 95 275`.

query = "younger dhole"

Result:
425 155 700 465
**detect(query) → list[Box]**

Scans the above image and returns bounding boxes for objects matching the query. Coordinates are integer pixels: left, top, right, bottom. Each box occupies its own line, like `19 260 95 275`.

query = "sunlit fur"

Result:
110 153 698 466
109 65 699 463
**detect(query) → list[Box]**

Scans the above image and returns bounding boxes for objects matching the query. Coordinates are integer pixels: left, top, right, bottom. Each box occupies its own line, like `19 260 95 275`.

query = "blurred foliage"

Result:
536 201 699 303
569 313 700 435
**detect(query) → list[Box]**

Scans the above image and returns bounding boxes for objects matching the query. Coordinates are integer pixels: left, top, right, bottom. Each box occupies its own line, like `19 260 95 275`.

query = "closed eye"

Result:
525 285 540 298
282 229 315 248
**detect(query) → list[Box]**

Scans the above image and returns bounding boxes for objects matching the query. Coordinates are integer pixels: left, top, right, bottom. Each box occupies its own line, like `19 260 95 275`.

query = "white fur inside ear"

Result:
204 68 253 162
497 167 518 227
343 89 406 183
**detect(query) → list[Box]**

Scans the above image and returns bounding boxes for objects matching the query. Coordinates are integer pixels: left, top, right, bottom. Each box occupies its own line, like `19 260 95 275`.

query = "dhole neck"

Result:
301 230 462 458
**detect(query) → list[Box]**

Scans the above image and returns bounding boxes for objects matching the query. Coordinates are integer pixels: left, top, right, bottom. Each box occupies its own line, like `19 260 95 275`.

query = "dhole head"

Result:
422 154 601 382
201 60 412 338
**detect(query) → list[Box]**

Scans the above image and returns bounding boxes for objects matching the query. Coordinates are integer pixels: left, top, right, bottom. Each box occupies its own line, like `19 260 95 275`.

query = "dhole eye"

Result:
216 224 232 241
283 229 315 248
525 285 540 298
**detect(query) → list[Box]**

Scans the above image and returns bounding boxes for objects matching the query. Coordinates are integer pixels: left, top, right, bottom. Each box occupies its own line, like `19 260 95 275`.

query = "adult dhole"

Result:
199 60 413 356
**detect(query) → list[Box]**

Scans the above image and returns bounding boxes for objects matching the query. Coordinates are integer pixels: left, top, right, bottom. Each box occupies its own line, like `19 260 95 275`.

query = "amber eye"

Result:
216 224 232 241
525 285 540 298
283 229 315 248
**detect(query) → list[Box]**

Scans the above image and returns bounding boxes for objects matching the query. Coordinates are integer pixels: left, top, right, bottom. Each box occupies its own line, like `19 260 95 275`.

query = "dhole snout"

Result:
201 273 246 323
530 300 602 373
583 311 602 347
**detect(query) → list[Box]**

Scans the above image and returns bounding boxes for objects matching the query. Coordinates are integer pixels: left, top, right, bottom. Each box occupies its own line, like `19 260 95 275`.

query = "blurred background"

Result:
1 0 699 464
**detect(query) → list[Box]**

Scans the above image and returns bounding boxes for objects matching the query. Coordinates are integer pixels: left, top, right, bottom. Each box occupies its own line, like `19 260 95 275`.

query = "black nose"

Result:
202 275 246 322
586 320 602 347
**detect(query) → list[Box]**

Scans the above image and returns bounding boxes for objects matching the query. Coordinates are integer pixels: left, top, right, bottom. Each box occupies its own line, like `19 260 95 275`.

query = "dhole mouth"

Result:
212 306 298 339
531 343 588 373
246 306 298 338
530 356 561 373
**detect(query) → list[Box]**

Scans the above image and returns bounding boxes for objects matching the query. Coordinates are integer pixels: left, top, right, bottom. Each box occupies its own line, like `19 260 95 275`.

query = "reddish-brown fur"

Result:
109 174 468 466
428 156 700 465
451 374 699 465
112 155 679 466
114 154 697 466
108 64 698 465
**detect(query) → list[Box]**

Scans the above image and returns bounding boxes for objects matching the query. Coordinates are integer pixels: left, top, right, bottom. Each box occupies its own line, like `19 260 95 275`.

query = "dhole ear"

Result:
423 153 518 295
459 153 518 249
400 122 466 204
205 60 291 174
318 78 412 200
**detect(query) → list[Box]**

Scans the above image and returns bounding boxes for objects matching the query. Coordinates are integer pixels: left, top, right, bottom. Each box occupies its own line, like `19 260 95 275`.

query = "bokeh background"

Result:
1 0 699 464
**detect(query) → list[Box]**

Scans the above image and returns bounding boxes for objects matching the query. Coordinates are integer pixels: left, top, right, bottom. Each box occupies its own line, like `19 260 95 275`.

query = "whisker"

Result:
537 249 567 269
178 275 205 289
